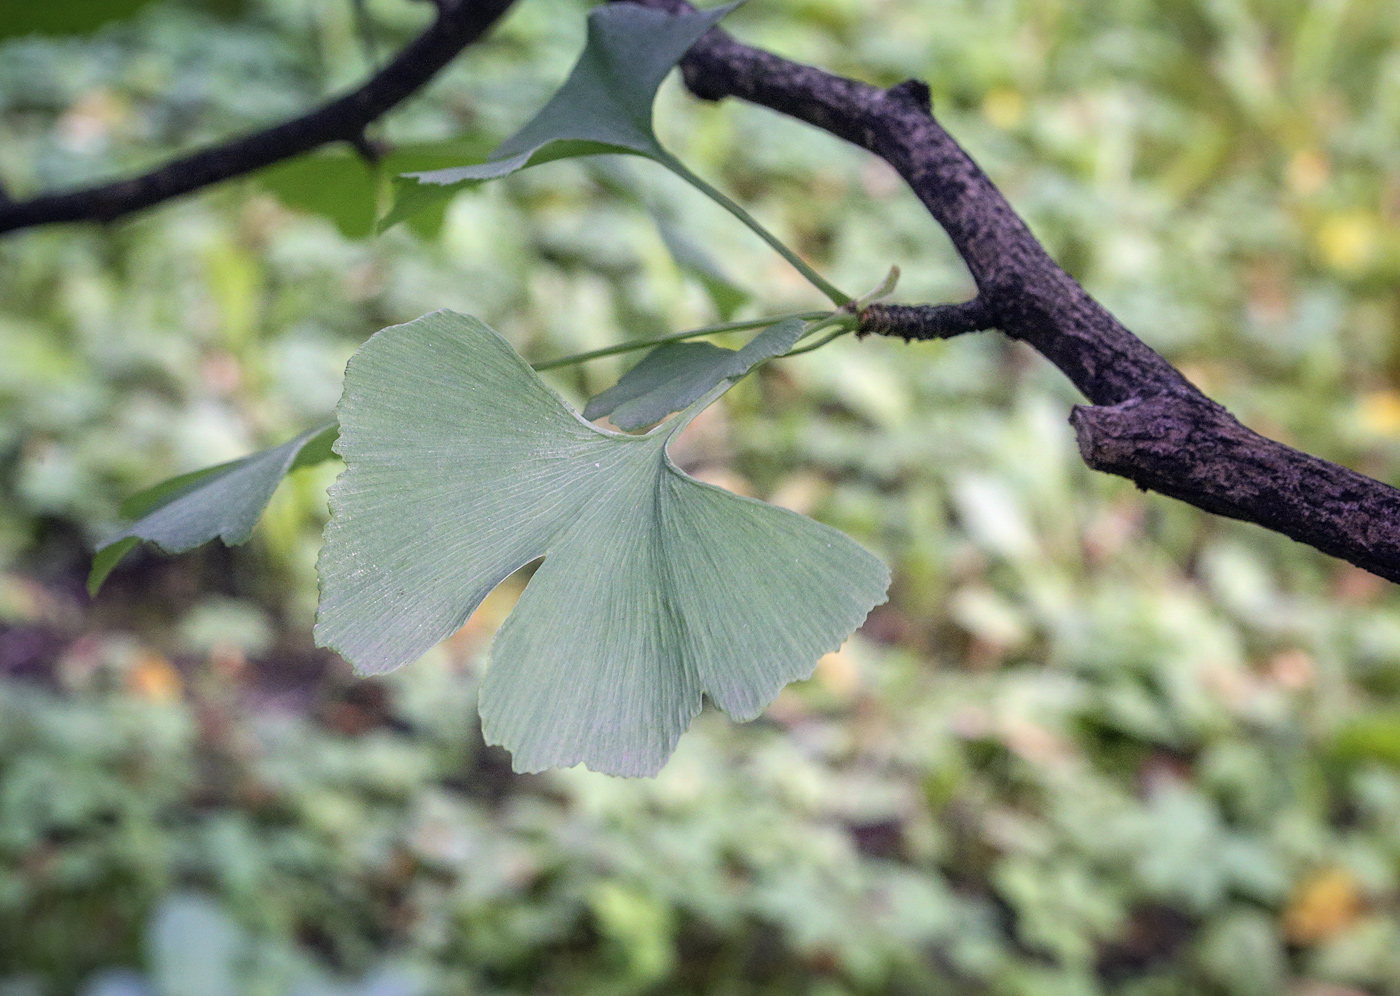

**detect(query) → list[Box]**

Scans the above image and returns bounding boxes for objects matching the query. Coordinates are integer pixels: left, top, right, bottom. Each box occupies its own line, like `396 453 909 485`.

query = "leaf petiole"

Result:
658 153 852 308
532 311 829 371
771 265 900 357
781 326 851 357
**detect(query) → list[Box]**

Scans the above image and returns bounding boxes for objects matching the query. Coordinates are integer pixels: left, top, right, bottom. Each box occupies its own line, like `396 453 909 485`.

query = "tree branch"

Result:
0 0 519 235
630 0 1400 584
859 299 993 341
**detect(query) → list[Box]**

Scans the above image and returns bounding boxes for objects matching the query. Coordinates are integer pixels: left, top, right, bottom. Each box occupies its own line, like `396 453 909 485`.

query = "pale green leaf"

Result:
314 311 888 776
89 424 338 595
583 317 806 430
381 2 738 230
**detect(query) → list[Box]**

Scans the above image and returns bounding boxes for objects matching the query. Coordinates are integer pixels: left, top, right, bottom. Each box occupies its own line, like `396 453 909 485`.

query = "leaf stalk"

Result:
659 153 852 308
532 311 829 370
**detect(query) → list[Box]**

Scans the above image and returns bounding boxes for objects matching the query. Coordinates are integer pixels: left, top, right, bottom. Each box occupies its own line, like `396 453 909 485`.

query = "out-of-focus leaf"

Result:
0 0 249 39
314 311 888 775
587 160 751 316
1331 712 1400 769
0 0 158 39
147 893 242 996
1284 867 1363 946
89 424 338 594
655 215 750 318
381 2 739 230
583 317 806 430
255 139 496 240
1198 910 1285 996
256 150 380 239
79 970 153 996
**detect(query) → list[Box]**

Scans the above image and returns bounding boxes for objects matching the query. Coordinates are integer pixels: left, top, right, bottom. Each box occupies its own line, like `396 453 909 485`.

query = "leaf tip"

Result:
88 536 139 597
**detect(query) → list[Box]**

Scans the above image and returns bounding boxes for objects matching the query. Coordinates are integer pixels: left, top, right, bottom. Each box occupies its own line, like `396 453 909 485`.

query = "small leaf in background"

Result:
381 2 739 230
80 969 153 996
0 0 248 40
0 0 158 40
314 311 887 776
583 317 806 430
126 649 182 702
254 139 496 240
89 424 337 595
256 150 380 240
655 214 751 318
1284 867 1364 945
587 881 675 984
147 893 243 996
1197 910 1286 996
1329 711 1400 769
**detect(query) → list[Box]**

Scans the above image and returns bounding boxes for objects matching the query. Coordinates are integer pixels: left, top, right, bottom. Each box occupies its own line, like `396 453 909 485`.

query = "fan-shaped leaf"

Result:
381 2 738 230
89 424 337 594
314 311 887 776
583 317 806 430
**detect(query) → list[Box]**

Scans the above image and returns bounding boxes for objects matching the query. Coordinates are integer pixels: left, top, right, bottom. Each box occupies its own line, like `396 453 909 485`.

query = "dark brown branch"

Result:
629 0 1400 584
859 299 993 341
0 0 519 235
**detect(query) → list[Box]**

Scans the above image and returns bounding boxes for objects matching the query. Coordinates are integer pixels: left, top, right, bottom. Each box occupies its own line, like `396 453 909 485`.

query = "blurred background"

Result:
3 0 1400 992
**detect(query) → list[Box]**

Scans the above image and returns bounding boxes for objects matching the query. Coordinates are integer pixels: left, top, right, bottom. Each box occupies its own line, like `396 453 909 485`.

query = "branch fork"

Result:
630 0 1400 583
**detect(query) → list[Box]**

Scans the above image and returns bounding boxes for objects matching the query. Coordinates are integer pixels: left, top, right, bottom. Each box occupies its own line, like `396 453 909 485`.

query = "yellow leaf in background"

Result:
127 650 182 703
983 87 1025 130
1316 212 1379 275
57 89 130 152
451 574 528 656
202 237 264 350
1287 149 1329 197
770 471 828 516
814 643 860 699
1283 867 1363 945
1357 391 1400 436
0 572 56 624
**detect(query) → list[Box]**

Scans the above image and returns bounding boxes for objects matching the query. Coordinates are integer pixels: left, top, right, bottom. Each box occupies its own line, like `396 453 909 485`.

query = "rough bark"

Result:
626 0 1400 584
0 0 519 234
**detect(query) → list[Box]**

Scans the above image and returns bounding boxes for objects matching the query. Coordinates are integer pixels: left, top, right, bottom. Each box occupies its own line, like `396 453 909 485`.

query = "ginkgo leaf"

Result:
583 317 806 430
314 311 888 776
380 1 738 230
89 424 337 595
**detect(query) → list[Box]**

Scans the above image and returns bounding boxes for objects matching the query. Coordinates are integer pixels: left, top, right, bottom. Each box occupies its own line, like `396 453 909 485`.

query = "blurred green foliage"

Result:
3 0 1400 993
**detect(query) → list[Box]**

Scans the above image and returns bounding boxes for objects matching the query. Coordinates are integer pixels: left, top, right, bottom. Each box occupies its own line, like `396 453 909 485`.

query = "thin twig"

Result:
0 0 519 234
